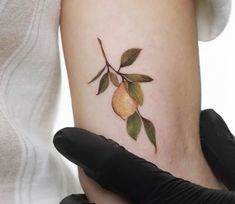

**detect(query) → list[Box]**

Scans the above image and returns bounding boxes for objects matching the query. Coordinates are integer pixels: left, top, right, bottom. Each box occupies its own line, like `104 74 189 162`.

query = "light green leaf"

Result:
124 74 153 82
127 112 142 140
109 72 119 87
120 48 142 68
128 82 144 106
88 67 106 84
142 117 156 147
96 73 109 95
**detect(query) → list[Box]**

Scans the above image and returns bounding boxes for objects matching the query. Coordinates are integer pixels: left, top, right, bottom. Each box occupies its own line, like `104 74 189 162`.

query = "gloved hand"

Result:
54 109 235 204
200 109 235 191
59 194 93 204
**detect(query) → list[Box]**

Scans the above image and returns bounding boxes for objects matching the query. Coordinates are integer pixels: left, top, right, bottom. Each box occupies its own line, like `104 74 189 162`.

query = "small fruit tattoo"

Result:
88 38 156 150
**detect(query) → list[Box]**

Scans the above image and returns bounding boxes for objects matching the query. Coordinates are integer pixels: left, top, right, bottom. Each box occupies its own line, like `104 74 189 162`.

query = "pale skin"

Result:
60 0 225 203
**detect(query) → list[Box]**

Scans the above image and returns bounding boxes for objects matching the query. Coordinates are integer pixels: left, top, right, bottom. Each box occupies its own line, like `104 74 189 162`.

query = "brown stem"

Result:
97 38 131 83
136 108 143 119
120 73 132 82
107 63 118 74
97 38 108 63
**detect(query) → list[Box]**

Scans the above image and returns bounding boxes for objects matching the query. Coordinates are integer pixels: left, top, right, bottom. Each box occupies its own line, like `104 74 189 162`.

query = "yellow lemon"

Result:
112 82 138 120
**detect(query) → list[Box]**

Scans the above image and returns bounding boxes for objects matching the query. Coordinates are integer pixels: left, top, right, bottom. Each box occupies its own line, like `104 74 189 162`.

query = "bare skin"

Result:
60 0 224 203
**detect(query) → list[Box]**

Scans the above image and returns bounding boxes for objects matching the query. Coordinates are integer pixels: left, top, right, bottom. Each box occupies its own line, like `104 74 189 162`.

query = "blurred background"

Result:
54 3 235 192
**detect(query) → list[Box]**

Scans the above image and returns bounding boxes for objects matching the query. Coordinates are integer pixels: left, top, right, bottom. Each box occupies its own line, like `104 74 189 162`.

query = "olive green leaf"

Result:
128 82 144 106
88 67 106 84
142 117 156 147
120 48 142 68
124 74 153 82
123 80 129 90
109 72 119 87
96 72 109 95
127 112 142 140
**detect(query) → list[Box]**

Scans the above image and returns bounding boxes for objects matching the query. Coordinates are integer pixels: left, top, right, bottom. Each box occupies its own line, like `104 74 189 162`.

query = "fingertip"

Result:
60 194 92 204
200 108 217 121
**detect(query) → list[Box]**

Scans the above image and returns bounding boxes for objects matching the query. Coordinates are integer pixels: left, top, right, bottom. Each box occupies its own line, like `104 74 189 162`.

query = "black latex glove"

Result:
60 194 93 204
200 109 235 191
54 109 235 204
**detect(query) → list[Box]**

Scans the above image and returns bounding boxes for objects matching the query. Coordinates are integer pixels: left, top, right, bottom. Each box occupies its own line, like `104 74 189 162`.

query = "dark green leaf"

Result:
96 73 109 95
88 67 106 84
120 48 142 68
124 74 153 82
128 82 144 106
127 112 142 140
109 72 119 87
142 117 156 147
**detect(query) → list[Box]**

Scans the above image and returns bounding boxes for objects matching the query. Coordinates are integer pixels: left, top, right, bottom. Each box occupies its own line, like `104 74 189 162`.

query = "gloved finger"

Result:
200 109 235 190
53 127 175 203
53 127 235 204
60 194 94 204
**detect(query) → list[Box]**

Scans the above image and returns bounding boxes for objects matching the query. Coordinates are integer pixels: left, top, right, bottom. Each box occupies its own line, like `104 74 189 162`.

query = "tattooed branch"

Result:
88 38 157 150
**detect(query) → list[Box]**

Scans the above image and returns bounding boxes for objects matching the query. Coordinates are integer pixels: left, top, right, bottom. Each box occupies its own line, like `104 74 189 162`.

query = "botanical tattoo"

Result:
88 38 156 149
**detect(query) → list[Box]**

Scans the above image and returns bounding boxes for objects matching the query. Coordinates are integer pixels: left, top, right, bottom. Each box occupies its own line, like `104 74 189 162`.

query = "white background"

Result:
54 4 235 188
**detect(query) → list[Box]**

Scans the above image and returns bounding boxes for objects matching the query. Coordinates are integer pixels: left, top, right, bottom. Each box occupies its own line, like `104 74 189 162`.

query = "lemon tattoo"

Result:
88 38 157 150
112 82 138 120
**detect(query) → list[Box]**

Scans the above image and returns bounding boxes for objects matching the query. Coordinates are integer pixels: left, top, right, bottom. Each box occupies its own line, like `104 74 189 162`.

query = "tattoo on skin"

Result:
88 38 157 150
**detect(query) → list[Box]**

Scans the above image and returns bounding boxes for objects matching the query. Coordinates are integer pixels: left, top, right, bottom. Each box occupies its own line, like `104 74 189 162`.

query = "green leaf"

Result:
142 117 156 147
109 72 119 87
124 74 153 82
120 48 142 68
127 112 142 140
128 82 144 106
88 67 106 84
123 80 129 90
96 72 109 95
